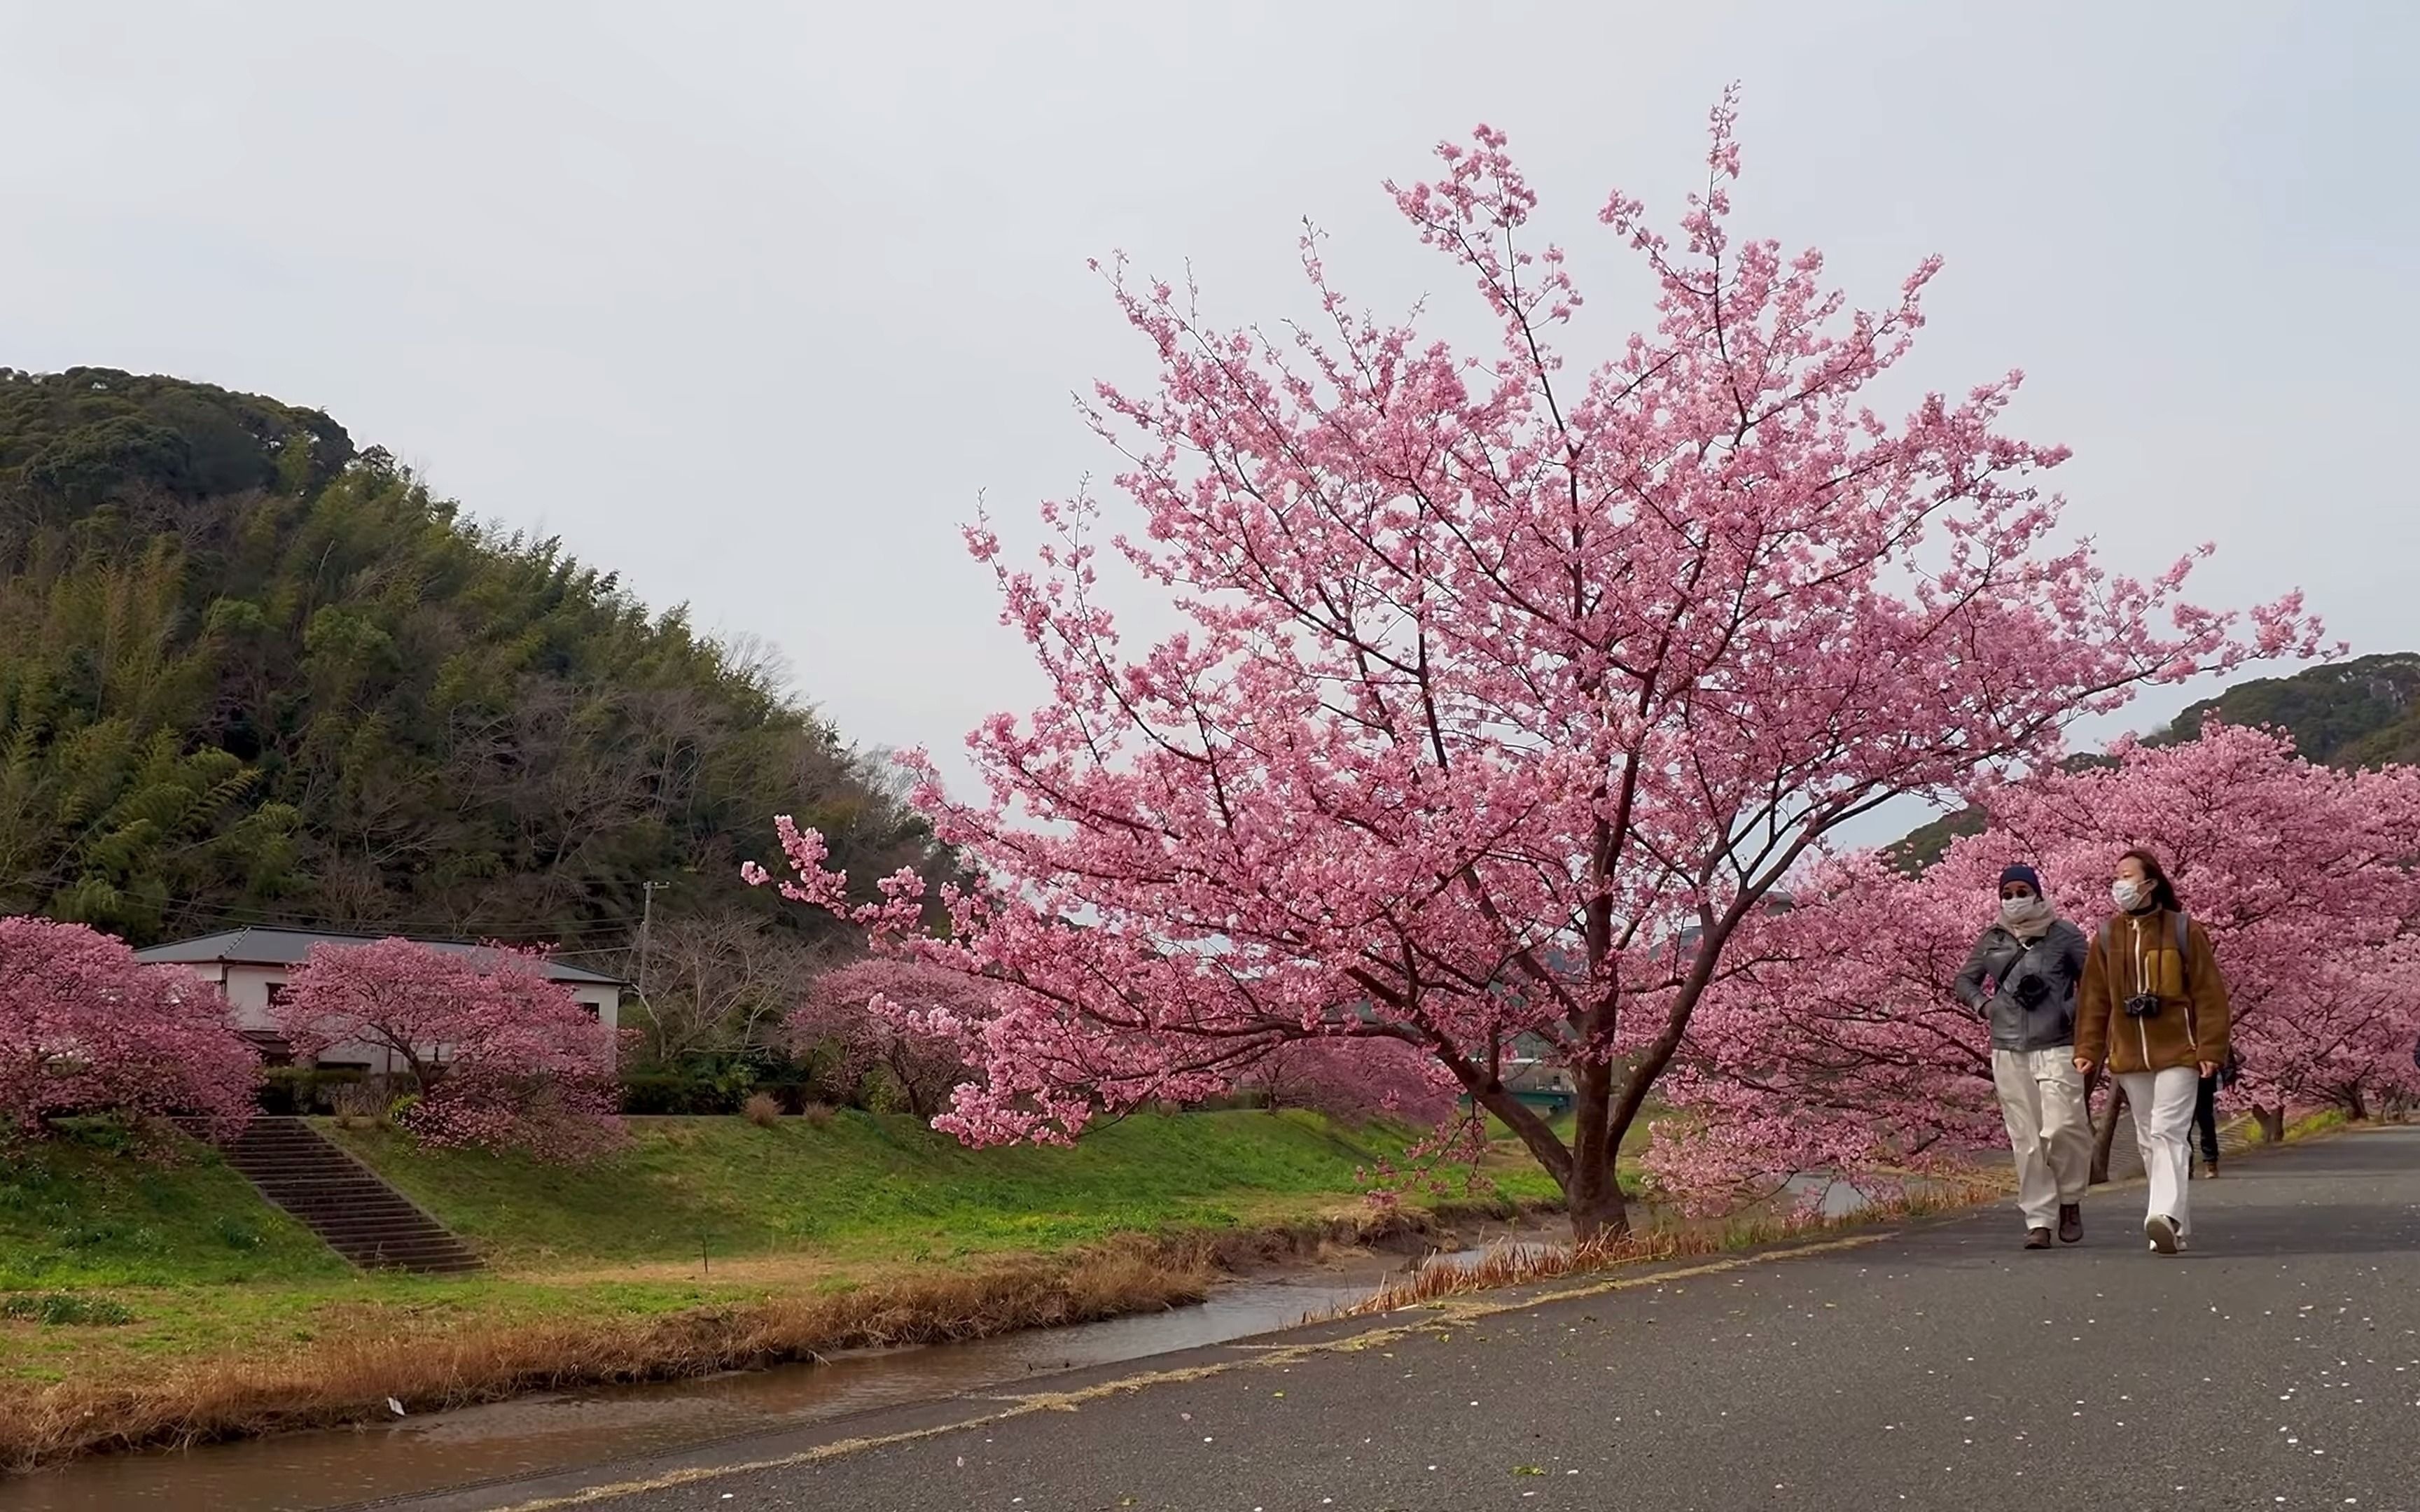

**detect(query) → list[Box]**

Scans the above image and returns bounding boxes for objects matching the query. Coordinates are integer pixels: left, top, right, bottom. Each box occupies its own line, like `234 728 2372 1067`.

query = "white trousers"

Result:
2117 1066 2200 1238
1992 1048 2092 1229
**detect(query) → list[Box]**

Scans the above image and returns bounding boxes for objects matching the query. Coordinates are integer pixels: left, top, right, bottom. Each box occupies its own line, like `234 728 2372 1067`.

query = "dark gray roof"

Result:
134 927 627 986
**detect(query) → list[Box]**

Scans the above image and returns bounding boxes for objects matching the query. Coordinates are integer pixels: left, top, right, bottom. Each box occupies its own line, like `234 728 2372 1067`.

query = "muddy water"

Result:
0 1177 1927 1512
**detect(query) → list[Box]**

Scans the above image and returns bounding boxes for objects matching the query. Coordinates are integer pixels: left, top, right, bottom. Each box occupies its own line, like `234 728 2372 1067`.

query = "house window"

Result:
265 982 292 1007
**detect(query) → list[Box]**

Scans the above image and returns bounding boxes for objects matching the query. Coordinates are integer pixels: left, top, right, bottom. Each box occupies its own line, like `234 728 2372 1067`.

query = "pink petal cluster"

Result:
1236 1036 1461 1126
274 937 624 1161
789 958 987 1119
0 916 258 1142
1662 724 2420 1207
752 102 2321 1236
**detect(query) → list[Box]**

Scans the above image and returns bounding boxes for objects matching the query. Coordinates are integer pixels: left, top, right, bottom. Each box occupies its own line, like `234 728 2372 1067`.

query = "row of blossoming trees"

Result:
746 99 2416 1241
1653 724 2420 1210
0 922 621 1159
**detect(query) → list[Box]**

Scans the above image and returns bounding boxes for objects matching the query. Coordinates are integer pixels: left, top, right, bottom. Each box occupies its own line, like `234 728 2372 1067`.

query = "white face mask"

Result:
1999 895 2050 928
2111 880 2145 911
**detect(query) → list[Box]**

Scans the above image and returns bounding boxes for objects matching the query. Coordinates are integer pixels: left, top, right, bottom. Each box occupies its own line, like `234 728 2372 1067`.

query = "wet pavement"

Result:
353 1128 2420 1512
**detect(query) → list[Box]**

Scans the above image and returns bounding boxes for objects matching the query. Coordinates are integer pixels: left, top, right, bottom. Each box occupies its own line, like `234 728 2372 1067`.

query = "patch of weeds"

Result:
3 1293 135 1326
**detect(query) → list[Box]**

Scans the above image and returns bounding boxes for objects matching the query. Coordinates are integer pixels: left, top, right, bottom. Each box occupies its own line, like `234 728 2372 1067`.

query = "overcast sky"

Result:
4 1 2412 841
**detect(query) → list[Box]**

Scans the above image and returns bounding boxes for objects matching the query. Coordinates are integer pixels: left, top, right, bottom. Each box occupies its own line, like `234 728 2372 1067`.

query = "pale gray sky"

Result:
4 1 2412 834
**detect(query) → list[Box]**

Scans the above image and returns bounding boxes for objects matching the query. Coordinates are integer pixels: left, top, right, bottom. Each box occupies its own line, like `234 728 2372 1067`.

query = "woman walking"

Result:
2075 849 2232 1255
1957 864 2092 1250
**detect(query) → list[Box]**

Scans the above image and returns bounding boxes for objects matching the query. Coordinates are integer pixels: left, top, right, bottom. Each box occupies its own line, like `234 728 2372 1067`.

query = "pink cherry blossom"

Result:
1660 724 2420 1206
274 937 623 1161
1237 1036 1461 1126
0 916 258 1142
754 103 2322 1238
791 959 987 1119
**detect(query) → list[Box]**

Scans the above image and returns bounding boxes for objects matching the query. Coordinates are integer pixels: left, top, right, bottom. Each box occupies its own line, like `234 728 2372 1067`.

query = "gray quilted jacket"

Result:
1955 919 2088 1052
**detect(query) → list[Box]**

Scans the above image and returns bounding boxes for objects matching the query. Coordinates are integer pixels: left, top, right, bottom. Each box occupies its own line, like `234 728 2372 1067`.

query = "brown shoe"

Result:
2057 1204 2082 1245
2025 1227 2053 1250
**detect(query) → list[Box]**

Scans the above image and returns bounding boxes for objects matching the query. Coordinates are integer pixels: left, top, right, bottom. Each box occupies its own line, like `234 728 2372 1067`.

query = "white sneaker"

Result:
2145 1214 2181 1255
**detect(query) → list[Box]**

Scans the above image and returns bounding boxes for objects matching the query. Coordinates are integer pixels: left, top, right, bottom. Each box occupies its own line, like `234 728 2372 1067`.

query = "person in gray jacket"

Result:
1956 864 2091 1250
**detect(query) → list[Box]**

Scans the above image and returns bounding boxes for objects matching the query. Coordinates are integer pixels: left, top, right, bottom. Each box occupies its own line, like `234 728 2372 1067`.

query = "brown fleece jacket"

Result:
2075 907 2232 1075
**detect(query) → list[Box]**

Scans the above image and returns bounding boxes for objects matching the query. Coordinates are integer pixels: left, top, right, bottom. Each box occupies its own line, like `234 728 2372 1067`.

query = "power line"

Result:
158 900 650 943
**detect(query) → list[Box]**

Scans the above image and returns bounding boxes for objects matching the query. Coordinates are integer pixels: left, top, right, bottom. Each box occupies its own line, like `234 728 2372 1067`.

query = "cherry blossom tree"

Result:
1236 1036 1460 1126
753 100 2321 1238
1660 724 2420 1205
790 960 984 1118
274 937 623 1159
0 916 257 1142
2257 943 2420 1124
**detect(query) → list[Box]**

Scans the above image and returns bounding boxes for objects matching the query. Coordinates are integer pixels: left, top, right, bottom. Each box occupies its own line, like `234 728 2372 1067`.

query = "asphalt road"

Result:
401 1128 2420 1512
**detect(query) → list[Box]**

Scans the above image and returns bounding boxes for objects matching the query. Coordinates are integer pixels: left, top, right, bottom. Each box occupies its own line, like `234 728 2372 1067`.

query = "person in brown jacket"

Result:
2074 848 2231 1255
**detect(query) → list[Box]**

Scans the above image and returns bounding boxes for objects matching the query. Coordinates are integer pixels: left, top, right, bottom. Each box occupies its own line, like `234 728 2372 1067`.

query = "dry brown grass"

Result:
1345 1175 2005 1315
741 1093 784 1129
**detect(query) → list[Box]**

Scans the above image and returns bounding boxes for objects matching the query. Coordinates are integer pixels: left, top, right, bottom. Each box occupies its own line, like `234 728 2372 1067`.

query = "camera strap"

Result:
2097 911 2192 997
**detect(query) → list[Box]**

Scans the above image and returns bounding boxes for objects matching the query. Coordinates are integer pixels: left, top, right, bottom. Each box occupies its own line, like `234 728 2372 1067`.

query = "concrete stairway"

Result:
222 1116 484 1275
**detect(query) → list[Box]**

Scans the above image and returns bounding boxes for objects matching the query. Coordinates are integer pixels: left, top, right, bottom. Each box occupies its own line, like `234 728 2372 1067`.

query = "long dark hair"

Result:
2120 848 2183 912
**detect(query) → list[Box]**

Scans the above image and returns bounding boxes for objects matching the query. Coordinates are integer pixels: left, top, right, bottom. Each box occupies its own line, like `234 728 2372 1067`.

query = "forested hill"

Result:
1888 652 2420 873
0 367 939 954
2158 654 2420 769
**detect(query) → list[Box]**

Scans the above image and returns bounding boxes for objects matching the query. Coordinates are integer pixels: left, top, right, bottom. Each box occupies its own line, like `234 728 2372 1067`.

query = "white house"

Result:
134 927 625 1075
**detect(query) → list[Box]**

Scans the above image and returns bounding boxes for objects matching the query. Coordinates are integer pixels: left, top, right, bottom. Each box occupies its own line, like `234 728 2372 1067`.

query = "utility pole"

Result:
637 881 668 996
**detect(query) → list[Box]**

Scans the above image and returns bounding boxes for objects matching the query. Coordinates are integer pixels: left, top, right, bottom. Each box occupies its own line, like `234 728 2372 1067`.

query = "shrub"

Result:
328 1079 389 1127
2 1293 134 1326
742 1092 783 1128
801 1101 837 1129
618 1074 741 1116
257 1067 368 1116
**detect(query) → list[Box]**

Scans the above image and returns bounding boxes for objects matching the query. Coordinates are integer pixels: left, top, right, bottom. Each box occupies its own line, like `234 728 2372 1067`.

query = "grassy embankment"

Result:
0 1108 1573 1466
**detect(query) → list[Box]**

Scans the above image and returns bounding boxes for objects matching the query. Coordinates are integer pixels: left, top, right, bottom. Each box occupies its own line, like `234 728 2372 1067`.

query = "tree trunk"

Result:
2089 1078 2126 1186
1562 1058 1632 1245
2346 1084 2370 1123
2253 1104 2286 1143
1463 1054 1633 1245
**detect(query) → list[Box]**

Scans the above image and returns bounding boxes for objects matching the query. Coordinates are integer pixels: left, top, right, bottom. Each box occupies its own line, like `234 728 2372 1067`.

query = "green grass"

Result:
0 1269 742 1386
329 1110 1559 1269
0 1125 348 1289
0 1109 1562 1394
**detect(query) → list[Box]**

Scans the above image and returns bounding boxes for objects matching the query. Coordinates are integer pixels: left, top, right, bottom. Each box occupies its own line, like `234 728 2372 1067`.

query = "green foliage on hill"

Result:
0 368 938 953
2155 652 2420 769
1886 653 2420 874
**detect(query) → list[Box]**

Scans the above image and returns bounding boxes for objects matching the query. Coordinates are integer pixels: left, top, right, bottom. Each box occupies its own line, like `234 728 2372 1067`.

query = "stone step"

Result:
217 1116 485 1277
